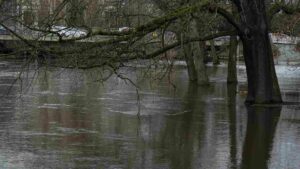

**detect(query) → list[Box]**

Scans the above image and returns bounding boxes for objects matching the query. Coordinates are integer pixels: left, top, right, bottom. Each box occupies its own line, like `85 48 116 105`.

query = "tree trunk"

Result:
238 0 282 104
191 20 209 85
193 41 209 85
210 40 219 65
195 18 209 64
227 36 238 84
175 31 198 82
183 38 198 82
176 19 209 84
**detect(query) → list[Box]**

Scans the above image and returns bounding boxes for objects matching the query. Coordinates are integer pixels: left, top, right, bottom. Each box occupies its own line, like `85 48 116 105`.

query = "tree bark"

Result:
237 0 282 104
176 19 209 84
182 35 197 82
193 40 209 85
210 40 219 65
191 20 209 85
227 35 238 84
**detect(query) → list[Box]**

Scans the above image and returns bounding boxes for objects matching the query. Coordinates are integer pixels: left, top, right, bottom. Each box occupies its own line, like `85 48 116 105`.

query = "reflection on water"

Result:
0 61 300 169
241 106 281 169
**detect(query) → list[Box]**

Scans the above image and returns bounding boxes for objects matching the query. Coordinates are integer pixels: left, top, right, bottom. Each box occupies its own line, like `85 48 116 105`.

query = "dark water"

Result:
0 61 299 169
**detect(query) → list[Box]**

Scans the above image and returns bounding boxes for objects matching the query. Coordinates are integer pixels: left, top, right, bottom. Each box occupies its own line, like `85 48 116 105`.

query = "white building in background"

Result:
270 33 300 45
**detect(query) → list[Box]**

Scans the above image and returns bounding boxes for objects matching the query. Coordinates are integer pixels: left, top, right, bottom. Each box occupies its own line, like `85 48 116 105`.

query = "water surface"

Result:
0 61 299 169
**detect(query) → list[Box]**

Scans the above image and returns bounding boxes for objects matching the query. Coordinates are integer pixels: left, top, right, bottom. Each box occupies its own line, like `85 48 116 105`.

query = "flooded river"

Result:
0 61 299 169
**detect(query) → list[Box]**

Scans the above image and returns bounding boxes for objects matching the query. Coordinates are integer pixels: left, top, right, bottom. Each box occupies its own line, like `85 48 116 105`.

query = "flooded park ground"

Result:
0 60 300 169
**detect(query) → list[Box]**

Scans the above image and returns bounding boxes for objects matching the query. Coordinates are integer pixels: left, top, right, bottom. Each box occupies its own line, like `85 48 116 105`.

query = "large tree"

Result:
1 0 299 104
150 0 286 103
229 0 282 104
150 0 294 103
204 0 298 103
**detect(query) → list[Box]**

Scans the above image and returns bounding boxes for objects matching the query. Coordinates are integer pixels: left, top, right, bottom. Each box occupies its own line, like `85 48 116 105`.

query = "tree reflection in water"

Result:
227 84 238 169
241 106 281 169
159 83 282 169
158 83 216 169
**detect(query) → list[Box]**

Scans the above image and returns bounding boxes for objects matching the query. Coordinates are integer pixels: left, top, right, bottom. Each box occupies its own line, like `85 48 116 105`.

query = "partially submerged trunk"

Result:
227 35 238 84
183 41 198 82
191 20 209 85
176 32 197 82
177 20 209 84
193 40 209 85
238 0 282 104
210 40 219 65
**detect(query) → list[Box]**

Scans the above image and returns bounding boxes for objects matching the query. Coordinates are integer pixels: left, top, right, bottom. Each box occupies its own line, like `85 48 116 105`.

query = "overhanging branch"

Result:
126 31 236 61
57 31 236 70
205 3 243 34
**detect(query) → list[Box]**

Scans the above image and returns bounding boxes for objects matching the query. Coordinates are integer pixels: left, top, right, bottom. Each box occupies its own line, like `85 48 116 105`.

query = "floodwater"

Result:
0 61 299 169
